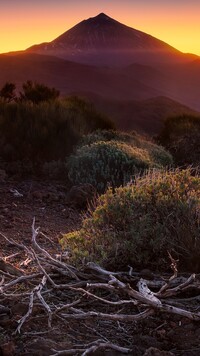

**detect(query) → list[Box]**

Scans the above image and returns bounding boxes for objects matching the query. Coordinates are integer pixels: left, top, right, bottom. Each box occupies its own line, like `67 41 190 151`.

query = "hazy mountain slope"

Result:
0 53 163 100
0 53 199 134
124 62 200 111
76 93 199 134
27 13 197 66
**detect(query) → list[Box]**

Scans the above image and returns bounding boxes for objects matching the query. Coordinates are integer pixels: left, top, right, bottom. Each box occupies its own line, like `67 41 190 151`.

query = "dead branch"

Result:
15 289 34 334
0 231 32 257
15 276 51 334
51 340 131 355
70 286 138 307
31 218 79 280
59 308 154 322
1 221 200 354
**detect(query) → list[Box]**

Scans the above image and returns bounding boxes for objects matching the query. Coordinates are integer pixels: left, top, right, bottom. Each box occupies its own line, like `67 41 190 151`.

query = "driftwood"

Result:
0 219 200 354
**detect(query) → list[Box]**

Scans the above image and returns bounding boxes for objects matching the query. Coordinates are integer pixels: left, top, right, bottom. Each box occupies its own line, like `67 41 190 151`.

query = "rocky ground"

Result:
0 178 200 356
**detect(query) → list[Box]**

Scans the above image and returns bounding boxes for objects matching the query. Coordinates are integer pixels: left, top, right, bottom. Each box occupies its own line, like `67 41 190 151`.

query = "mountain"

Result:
0 52 199 134
1 13 200 133
0 53 162 100
76 93 199 134
27 13 197 66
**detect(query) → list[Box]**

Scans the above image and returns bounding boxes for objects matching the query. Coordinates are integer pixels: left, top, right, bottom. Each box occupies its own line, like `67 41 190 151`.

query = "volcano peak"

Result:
95 13 111 19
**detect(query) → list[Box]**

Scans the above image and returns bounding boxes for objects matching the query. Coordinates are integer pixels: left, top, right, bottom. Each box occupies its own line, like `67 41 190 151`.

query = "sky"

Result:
0 0 200 55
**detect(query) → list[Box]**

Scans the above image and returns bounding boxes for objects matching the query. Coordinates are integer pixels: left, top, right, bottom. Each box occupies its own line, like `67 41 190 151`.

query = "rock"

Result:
143 347 175 356
66 184 96 209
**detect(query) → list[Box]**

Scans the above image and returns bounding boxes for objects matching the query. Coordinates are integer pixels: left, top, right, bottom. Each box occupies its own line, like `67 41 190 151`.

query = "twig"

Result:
51 340 131 355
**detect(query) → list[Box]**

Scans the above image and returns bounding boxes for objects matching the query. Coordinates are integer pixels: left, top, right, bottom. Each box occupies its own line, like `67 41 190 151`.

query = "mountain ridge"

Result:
26 13 198 66
0 51 199 134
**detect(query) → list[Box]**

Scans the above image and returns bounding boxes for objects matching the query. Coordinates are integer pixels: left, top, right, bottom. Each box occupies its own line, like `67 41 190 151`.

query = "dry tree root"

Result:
0 219 200 354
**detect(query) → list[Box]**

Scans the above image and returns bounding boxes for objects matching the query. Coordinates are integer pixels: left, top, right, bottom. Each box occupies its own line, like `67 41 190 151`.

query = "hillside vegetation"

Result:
158 114 200 166
1 82 200 355
68 130 172 192
0 96 114 172
61 169 200 272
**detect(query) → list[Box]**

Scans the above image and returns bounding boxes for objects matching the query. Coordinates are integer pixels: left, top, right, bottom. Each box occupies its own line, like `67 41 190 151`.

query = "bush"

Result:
0 98 115 164
19 81 60 104
64 97 115 134
68 132 173 192
61 169 200 272
0 82 16 102
158 115 200 166
79 130 141 147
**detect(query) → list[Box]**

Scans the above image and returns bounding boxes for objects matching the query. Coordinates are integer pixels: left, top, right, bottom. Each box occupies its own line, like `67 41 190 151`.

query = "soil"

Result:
0 178 200 356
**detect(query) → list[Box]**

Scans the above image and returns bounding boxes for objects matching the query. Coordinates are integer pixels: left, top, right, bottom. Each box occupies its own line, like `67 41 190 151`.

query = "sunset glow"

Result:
0 0 200 55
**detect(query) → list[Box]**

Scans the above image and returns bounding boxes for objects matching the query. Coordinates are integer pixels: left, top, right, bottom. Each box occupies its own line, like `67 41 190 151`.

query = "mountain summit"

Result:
27 13 196 66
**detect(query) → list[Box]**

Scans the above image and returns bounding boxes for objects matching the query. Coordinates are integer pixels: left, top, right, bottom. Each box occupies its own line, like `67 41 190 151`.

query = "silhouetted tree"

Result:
19 81 60 104
0 82 16 102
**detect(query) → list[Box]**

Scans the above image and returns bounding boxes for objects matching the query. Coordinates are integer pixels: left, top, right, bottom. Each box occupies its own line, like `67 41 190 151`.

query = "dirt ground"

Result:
0 178 200 356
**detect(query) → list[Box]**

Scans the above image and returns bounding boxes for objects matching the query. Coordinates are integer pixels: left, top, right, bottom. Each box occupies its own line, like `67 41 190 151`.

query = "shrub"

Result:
61 169 200 272
64 97 115 134
19 80 60 104
0 98 115 164
158 114 200 166
0 82 16 102
79 130 140 147
68 132 173 192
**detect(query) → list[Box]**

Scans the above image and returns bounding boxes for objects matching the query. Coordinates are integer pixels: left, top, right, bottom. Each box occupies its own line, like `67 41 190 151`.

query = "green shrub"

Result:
158 114 200 166
81 129 172 166
61 169 200 272
68 140 152 192
80 130 141 147
68 133 173 192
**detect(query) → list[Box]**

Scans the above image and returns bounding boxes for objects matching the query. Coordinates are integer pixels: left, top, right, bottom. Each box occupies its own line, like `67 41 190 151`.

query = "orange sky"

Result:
0 1 199 55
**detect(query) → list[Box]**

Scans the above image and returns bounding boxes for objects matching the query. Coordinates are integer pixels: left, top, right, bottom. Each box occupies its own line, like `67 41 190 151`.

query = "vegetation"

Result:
0 82 16 102
158 114 200 166
61 169 200 272
19 80 60 104
0 96 114 167
68 131 173 192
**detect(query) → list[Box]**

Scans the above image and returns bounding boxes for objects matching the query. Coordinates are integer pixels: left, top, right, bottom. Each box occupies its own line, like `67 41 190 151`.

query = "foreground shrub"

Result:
68 133 173 192
79 130 141 147
61 169 200 272
158 114 200 166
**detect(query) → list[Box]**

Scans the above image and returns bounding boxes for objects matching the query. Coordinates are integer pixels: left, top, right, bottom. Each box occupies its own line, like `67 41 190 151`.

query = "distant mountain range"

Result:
1 13 200 134
27 13 197 66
